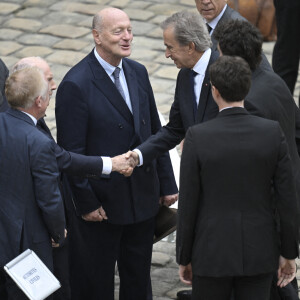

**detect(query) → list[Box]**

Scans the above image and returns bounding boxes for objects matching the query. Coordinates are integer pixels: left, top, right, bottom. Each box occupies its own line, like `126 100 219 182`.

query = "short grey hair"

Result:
5 67 48 109
92 13 103 32
161 11 212 52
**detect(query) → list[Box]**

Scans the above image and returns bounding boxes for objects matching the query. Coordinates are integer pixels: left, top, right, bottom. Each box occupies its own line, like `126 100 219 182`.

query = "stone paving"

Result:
1 0 300 299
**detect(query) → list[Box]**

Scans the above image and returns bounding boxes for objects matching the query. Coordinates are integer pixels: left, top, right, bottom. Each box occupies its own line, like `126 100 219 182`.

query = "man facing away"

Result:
55 7 178 300
1 56 136 300
177 55 299 300
0 67 66 299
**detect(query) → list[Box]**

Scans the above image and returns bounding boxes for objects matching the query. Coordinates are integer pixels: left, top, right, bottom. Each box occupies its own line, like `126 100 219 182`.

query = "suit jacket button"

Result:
142 119 146 125
146 166 150 172
118 124 123 129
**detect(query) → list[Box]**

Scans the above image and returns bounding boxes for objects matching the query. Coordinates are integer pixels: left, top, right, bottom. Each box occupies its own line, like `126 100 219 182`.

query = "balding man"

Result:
0 67 65 300
55 7 178 300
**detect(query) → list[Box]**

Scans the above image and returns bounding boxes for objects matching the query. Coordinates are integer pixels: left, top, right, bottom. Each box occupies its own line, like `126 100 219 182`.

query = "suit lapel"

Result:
88 52 133 125
123 59 140 136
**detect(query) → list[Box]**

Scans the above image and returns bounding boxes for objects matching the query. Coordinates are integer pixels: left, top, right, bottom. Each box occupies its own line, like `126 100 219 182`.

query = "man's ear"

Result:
35 96 42 108
188 41 196 53
92 29 101 45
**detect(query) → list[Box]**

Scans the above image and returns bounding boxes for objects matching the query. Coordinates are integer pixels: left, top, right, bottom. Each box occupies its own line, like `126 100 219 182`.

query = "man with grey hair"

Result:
0 66 65 299
127 10 219 172
10 56 137 300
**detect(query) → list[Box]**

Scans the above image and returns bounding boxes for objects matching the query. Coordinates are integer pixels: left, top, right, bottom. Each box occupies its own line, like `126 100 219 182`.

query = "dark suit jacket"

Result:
56 50 178 225
0 108 65 269
244 67 300 201
138 50 219 163
211 5 272 71
177 108 299 277
0 59 9 113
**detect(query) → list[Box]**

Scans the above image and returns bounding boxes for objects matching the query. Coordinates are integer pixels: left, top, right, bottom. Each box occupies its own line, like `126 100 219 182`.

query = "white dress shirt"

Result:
206 4 227 35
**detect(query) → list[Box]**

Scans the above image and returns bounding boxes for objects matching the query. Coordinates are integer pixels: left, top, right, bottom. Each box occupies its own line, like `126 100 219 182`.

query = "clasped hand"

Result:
111 151 139 177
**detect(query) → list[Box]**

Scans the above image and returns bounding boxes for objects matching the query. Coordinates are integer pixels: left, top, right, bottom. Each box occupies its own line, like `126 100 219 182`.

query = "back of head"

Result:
209 55 252 102
160 10 212 52
5 67 48 109
214 19 262 70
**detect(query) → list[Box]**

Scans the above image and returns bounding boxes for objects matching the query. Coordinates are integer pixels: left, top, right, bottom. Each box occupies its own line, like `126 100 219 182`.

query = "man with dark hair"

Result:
177 55 298 300
214 19 300 300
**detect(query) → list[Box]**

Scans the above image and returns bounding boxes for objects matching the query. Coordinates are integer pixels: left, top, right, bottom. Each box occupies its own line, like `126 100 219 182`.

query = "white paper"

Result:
4 249 60 300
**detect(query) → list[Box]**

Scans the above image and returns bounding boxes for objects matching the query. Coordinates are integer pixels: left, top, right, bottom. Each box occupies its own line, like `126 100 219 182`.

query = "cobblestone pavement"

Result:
1 0 300 299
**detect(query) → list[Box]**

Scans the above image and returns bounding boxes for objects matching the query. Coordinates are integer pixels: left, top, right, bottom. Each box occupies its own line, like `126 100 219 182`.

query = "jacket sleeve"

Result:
273 124 299 259
143 67 178 196
176 128 200 265
138 72 186 165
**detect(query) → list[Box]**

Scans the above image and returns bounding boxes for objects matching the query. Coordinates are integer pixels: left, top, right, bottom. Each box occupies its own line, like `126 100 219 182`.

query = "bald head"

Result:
92 7 130 32
12 57 56 95
92 7 133 66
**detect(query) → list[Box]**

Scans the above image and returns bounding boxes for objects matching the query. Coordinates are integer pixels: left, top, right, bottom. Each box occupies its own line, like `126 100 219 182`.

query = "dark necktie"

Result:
189 69 198 121
113 67 126 100
206 23 212 34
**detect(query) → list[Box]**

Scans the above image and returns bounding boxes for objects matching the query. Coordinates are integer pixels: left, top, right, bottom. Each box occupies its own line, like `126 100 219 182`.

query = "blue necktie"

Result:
113 67 126 100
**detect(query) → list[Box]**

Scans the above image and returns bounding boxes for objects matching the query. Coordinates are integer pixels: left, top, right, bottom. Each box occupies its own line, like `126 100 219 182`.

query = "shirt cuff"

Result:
133 149 143 166
101 156 112 174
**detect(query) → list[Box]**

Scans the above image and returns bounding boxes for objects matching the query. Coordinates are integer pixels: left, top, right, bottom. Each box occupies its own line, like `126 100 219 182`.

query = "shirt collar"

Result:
93 48 123 76
219 105 244 112
192 48 211 76
21 111 37 125
207 4 227 30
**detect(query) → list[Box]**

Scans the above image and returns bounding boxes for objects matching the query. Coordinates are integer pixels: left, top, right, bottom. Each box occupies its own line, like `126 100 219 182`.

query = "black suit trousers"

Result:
69 216 155 300
192 273 273 300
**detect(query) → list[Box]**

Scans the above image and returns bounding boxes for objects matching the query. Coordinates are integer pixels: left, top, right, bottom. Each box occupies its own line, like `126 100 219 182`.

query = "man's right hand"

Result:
277 255 296 288
82 206 108 222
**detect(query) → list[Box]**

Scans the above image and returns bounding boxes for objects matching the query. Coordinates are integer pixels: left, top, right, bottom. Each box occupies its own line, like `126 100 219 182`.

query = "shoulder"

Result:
221 6 246 22
60 53 92 83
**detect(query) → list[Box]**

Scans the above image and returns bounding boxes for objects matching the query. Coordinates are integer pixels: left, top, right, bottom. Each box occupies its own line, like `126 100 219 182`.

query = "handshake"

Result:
111 151 139 177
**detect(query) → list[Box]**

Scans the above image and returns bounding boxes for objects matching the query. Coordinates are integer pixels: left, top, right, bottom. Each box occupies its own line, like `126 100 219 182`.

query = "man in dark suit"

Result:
214 19 300 300
272 0 300 102
127 10 218 167
10 56 136 300
194 0 272 71
214 19 300 200
0 67 66 299
0 58 9 112
55 7 178 300
177 55 299 300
